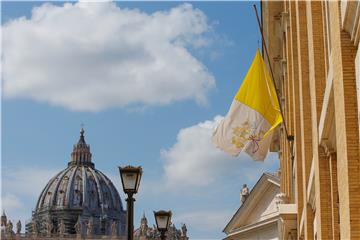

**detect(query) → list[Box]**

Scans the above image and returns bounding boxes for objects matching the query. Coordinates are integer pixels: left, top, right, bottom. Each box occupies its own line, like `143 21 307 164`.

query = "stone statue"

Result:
152 224 158 235
6 220 13 235
240 184 250 203
181 223 187 237
111 220 117 236
0 226 4 237
0 212 6 236
168 223 176 236
46 218 53 236
1 211 7 229
74 217 82 235
86 217 93 236
16 220 21 234
59 219 66 236
32 220 38 236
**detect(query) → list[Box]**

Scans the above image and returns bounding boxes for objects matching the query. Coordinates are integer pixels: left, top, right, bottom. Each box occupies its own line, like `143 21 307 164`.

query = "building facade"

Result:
133 213 188 240
223 173 281 240
262 1 360 239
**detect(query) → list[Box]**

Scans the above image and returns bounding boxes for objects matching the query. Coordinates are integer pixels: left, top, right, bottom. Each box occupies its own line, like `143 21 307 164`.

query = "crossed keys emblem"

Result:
231 120 265 153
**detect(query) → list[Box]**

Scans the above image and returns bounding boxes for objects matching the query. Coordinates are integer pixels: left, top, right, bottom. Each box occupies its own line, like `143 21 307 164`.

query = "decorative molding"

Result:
280 12 289 33
227 216 279 237
275 192 289 209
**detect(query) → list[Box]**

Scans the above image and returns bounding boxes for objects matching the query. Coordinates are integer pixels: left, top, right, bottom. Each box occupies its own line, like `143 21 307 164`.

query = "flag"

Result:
212 49 283 160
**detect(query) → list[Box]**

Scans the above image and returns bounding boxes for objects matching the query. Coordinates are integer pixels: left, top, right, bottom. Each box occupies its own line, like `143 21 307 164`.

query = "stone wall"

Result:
262 1 360 239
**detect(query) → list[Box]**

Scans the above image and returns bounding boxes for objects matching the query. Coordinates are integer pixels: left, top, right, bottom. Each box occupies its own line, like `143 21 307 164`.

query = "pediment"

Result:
224 173 280 234
241 184 279 226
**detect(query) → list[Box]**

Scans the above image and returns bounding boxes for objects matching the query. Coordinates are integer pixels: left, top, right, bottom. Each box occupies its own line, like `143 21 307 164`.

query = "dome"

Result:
35 165 123 213
29 128 126 236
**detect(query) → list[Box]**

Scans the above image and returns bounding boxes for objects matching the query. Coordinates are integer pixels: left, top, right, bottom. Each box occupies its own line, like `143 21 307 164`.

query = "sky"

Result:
1 1 279 239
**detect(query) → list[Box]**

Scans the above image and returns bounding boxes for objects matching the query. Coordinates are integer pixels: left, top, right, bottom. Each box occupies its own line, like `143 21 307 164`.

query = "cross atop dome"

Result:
78 127 86 145
80 123 85 136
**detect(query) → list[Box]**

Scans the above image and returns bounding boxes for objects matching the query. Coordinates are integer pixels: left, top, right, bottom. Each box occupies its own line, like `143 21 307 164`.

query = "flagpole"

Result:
253 4 294 142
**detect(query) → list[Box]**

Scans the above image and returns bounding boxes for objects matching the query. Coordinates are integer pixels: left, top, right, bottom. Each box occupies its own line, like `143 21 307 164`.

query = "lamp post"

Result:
154 210 172 240
119 166 143 240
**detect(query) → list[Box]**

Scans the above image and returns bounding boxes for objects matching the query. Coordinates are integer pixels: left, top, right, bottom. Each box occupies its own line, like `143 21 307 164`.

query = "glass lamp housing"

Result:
118 166 142 194
154 210 172 231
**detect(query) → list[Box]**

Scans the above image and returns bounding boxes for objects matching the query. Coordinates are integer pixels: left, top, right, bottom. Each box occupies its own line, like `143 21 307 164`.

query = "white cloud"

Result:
1 167 60 231
1 194 25 231
160 118 279 238
2 167 59 198
2 2 215 111
1 194 24 212
161 116 279 188
161 115 235 187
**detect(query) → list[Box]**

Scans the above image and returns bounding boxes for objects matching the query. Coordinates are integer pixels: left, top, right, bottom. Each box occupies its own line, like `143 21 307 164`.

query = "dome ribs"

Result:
36 168 65 211
96 169 121 211
87 167 103 212
51 167 73 208
81 166 88 208
39 167 69 210
65 166 79 208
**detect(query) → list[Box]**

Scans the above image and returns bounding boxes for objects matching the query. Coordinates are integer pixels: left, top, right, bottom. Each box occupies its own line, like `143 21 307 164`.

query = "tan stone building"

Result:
262 1 360 239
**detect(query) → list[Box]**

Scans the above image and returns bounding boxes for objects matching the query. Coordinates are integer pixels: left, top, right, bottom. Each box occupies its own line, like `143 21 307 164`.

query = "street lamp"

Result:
119 165 143 240
154 210 172 240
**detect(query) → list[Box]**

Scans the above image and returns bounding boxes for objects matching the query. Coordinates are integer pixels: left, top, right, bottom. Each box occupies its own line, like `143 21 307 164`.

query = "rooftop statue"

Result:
59 219 65 236
241 184 250 204
86 217 94 236
46 218 53 236
181 223 187 237
111 220 117 237
32 220 38 236
1 211 7 236
74 217 82 235
16 220 21 235
6 220 13 236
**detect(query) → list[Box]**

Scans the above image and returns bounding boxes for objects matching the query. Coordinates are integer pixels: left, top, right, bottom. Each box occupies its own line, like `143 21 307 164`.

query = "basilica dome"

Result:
29 128 126 236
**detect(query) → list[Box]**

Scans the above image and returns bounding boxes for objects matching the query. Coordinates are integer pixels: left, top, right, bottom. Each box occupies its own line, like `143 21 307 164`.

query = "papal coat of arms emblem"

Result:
231 120 265 153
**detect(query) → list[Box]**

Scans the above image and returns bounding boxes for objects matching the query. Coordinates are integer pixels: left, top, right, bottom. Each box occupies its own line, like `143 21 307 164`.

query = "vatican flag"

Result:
212 49 282 160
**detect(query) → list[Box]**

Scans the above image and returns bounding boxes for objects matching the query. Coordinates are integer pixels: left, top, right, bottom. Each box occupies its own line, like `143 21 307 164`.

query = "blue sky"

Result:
1 1 279 239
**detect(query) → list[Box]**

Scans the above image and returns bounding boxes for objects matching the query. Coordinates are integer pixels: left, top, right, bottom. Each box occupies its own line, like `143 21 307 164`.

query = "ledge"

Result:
278 204 297 218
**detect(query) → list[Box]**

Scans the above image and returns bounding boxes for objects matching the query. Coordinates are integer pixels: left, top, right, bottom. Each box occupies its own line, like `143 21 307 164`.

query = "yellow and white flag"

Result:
212 49 282 160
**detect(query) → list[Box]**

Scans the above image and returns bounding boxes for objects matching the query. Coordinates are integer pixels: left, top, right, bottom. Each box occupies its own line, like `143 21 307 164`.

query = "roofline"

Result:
222 172 280 233
223 215 279 240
